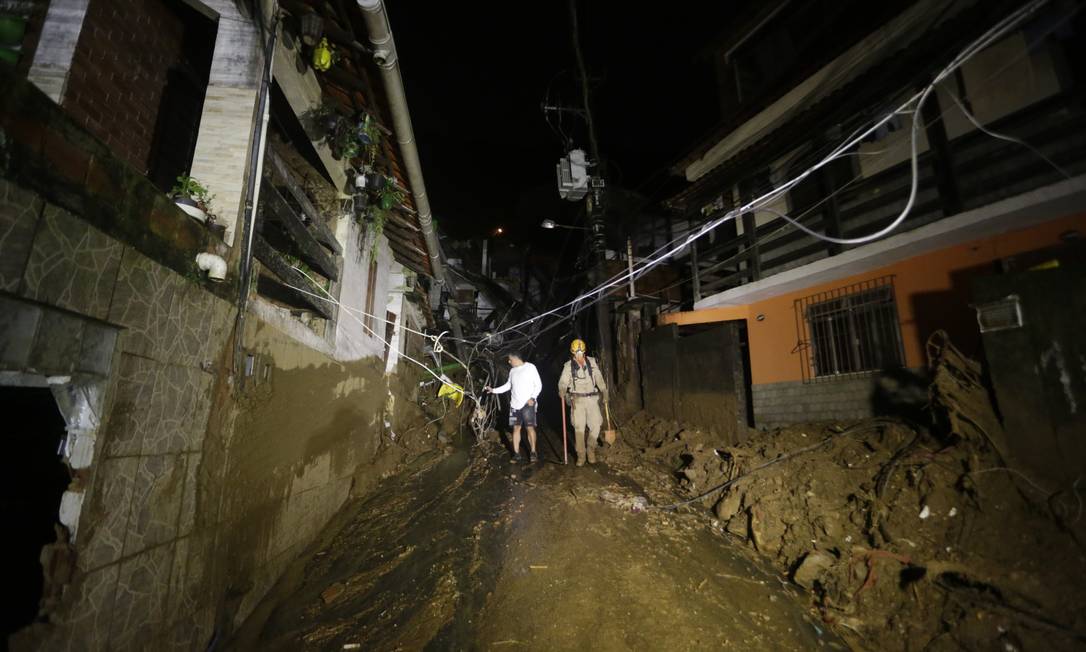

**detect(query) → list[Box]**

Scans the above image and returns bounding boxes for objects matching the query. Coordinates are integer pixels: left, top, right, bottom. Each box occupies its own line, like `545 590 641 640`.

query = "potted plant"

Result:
170 175 216 224
355 114 380 147
325 112 380 162
378 182 405 211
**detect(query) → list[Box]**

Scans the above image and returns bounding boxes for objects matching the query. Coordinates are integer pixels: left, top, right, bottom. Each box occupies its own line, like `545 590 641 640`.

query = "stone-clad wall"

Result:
1 61 421 652
0 64 226 648
0 174 235 650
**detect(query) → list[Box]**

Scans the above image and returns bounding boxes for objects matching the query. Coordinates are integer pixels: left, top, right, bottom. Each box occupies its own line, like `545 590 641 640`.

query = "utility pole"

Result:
569 0 613 385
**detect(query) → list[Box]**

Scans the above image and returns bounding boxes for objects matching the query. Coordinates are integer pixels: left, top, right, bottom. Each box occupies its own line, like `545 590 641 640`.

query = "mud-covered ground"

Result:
234 336 1085 651
235 437 842 650
605 338 1086 651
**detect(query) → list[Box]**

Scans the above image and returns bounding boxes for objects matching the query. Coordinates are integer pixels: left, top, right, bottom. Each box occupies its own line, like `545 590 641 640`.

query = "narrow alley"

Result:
238 437 834 650
2 0 1086 651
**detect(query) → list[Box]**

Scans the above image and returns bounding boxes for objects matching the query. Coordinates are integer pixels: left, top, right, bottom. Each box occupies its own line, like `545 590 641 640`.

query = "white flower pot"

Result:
174 198 207 223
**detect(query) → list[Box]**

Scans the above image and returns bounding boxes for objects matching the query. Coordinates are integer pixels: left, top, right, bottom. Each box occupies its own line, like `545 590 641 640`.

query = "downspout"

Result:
234 5 279 381
356 0 466 348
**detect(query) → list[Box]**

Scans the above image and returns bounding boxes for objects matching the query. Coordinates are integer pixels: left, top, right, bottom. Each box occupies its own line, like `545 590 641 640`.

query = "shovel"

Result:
603 399 618 445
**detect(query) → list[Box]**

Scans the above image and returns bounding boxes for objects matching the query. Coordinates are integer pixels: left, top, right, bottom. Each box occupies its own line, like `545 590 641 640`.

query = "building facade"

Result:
655 0 1086 429
1 0 444 648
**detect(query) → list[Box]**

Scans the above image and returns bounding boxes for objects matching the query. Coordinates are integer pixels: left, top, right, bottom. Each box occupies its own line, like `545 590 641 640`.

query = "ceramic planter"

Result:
174 196 207 223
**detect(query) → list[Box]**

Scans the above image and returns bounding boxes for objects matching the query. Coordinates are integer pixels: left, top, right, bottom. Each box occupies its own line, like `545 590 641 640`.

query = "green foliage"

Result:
170 175 218 222
368 207 387 259
379 183 406 211
320 109 381 163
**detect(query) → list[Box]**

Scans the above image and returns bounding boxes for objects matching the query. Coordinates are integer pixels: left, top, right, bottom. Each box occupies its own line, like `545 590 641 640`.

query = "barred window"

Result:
795 277 905 382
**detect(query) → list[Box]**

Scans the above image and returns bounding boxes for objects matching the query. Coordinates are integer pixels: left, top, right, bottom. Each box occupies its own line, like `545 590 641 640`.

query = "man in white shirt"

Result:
485 350 542 463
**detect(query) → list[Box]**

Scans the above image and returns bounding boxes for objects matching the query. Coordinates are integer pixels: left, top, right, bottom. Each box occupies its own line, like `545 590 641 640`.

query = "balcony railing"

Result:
679 92 1086 306
252 145 343 322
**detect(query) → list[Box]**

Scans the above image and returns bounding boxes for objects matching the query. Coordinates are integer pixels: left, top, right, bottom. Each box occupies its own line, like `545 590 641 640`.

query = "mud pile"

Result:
608 334 1086 651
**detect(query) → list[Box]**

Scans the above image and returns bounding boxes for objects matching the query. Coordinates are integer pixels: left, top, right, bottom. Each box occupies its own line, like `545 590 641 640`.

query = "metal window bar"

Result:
794 276 905 383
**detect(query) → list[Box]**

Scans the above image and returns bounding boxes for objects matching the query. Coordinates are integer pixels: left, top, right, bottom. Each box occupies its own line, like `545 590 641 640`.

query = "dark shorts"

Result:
509 403 537 428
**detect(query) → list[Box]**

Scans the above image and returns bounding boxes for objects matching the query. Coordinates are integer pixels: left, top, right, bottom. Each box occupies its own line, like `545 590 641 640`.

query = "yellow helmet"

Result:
570 338 587 354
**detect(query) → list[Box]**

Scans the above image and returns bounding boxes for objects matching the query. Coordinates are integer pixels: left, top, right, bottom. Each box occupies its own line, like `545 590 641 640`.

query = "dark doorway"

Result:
147 0 218 193
0 387 71 646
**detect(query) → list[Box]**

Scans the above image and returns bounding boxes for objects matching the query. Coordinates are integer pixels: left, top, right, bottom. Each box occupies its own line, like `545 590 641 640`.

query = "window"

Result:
795 276 905 381
363 259 378 335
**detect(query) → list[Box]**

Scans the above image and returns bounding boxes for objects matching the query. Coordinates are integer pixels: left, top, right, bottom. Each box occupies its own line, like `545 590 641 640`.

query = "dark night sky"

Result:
386 2 735 242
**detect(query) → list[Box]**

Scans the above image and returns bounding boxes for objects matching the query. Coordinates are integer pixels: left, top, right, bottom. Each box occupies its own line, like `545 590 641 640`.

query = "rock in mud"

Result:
792 551 835 590
714 489 743 520
321 582 345 604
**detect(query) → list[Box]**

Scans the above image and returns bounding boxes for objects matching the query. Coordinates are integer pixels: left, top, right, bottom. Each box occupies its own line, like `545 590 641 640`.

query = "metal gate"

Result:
639 322 748 443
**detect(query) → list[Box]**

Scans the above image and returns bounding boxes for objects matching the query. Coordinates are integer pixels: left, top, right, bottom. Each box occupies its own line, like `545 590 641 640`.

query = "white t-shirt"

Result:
491 362 542 410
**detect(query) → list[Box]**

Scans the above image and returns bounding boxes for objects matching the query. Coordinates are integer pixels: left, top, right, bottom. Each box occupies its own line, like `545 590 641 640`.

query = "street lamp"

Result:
540 219 588 230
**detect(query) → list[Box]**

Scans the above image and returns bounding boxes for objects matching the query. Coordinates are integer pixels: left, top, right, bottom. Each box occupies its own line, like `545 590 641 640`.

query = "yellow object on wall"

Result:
312 38 333 71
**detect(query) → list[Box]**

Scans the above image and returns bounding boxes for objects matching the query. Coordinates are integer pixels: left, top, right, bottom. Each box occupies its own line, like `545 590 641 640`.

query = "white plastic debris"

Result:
919 505 931 519
948 507 958 517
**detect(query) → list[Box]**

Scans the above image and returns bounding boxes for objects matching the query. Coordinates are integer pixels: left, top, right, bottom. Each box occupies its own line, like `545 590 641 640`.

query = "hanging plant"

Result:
378 183 406 211
356 114 381 147
322 112 381 163
368 206 387 258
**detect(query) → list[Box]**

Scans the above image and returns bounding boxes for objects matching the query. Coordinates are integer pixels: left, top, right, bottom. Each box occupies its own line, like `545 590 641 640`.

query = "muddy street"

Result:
236 435 837 651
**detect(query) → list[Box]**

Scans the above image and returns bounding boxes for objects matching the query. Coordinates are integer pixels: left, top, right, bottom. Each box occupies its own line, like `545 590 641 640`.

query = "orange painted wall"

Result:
662 213 1086 385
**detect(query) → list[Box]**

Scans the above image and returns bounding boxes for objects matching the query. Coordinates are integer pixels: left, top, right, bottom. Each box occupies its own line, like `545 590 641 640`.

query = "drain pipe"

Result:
356 0 466 348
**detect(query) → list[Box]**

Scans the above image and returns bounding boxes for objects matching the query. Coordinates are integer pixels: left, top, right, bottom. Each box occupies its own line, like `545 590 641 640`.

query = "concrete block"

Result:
77 320 119 376
0 295 42 370
22 204 123 320
0 180 44 292
29 308 85 375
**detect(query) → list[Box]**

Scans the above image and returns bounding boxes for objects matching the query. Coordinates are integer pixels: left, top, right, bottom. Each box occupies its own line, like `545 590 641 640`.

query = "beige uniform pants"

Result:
570 395 603 458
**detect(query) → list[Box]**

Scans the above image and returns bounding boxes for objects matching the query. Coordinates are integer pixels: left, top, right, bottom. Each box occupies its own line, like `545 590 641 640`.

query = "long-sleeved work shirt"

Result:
557 356 608 398
491 362 542 410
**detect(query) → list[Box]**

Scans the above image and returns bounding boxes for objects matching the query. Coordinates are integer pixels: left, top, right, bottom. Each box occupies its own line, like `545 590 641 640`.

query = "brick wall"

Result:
61 0 188 174
752 367 928 429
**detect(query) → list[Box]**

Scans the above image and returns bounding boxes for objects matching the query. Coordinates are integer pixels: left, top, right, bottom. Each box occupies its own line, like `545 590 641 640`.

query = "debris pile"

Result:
610 333 1086 650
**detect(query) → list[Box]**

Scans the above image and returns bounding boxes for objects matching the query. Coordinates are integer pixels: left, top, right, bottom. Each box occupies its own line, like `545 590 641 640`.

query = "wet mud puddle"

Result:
248 443 841 650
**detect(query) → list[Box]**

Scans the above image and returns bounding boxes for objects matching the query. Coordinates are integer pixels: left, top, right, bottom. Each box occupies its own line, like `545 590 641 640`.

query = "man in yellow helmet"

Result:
557 338 608 466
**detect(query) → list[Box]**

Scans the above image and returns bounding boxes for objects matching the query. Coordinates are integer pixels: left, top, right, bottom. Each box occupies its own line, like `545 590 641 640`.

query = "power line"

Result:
463 0 1052 345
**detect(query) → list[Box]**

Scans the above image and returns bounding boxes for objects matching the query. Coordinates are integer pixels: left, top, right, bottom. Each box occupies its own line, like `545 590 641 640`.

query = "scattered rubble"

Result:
608 333 1086 651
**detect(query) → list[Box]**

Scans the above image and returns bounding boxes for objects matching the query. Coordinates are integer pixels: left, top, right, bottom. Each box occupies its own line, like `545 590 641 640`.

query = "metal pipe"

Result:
356 0 466 347
234 7 279 382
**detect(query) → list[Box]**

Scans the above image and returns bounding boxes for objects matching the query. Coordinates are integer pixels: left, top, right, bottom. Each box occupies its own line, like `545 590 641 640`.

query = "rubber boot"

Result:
586 446 596 465
576 456 585 467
